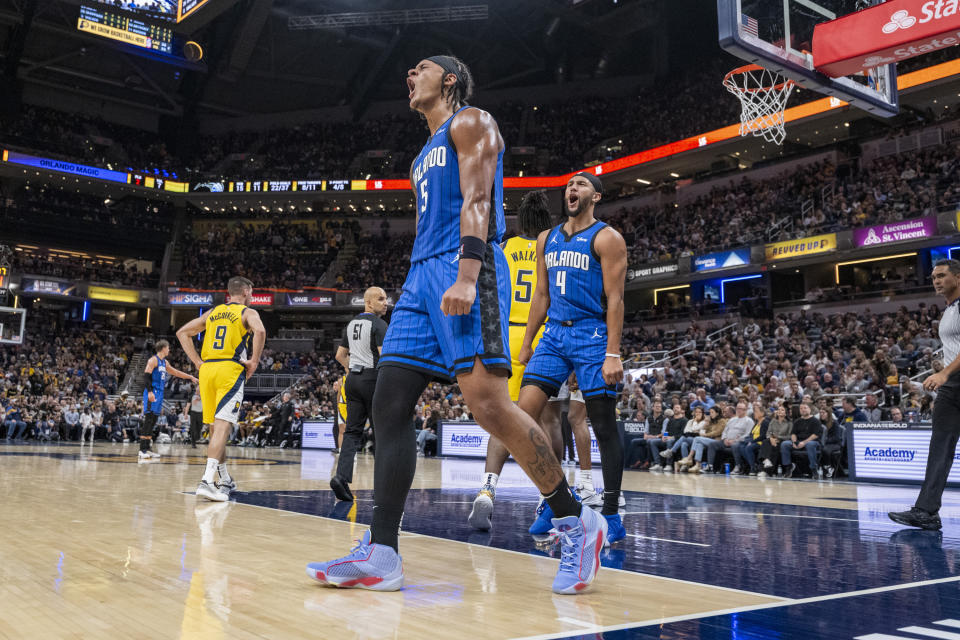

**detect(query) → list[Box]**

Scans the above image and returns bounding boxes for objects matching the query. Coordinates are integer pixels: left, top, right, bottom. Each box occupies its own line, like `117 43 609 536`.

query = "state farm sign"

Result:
813 0 960 77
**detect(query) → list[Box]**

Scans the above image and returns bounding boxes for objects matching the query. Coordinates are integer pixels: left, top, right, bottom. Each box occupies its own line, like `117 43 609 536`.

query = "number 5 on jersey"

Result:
419 179 428 213
515 269 533 303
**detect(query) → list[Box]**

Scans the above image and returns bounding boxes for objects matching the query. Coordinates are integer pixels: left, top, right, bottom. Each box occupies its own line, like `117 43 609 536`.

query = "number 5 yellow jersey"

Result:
503 235 538 325
201 302 252 363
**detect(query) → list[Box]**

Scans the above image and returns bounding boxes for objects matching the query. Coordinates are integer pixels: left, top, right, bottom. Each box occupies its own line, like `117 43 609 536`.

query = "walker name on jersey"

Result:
412 146 448 184
510 249 536 263
545 249 591 271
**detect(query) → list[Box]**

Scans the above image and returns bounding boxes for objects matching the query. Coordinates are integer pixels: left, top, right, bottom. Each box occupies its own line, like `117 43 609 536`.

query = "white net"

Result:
723 65 796 145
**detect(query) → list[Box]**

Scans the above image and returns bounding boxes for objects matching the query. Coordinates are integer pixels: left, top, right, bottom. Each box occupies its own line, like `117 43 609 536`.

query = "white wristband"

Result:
605 353 621 359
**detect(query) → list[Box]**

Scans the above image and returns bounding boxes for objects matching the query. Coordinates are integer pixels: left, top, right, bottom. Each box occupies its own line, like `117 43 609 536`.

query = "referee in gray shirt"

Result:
330 286 388 502
890 259 960 531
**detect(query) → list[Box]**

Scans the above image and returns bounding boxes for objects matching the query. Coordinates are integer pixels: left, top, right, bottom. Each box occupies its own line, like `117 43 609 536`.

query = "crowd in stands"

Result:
176 220 347 289
10 249 159 289
16 52 960 182
0 307 139 441
606 140 960 267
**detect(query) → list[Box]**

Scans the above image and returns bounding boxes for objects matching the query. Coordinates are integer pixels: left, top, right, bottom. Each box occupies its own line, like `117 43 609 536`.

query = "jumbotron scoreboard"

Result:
77 5 173 54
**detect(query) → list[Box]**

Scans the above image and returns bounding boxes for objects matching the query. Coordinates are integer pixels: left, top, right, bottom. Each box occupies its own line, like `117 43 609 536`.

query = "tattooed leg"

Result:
457 359 561 493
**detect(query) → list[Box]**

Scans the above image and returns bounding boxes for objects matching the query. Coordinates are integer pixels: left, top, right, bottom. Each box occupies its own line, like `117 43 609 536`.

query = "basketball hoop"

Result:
723 64 796 146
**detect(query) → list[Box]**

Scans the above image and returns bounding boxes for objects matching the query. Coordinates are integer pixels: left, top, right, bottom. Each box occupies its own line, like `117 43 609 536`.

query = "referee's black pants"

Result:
189 410 203 446
336 369 378 484
916 379 960 514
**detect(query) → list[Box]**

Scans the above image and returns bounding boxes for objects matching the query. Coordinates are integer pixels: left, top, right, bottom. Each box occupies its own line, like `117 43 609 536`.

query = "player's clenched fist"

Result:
441 281 476 316
601 355 623 386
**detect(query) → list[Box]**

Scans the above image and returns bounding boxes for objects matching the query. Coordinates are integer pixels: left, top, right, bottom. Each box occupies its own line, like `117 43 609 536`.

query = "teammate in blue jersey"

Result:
307 55 607 595
140 339 196 462
518 171 628 544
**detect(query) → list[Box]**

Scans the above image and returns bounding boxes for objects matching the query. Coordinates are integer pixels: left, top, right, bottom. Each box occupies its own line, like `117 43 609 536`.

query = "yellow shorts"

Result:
508 324 544 402
199 360 246 425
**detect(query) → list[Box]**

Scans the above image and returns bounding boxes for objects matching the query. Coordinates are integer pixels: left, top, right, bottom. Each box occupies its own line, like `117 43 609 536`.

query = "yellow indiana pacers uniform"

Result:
503 235 545 401
337 374 348 424
199 302 252 424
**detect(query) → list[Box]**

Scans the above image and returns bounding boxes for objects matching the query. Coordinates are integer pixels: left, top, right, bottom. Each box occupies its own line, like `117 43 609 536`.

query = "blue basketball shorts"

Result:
521 319 617 400
379 244 512 383
142 388 164 415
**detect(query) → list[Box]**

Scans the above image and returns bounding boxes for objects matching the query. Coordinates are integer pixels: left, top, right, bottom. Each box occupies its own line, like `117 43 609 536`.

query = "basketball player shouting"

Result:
468 190 601 530
307 56 607 595
519 172 628 544
176 277 266 502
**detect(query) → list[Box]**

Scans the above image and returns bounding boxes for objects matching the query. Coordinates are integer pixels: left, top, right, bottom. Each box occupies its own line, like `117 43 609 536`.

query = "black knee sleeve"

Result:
368 366 431 551
141 414 157 451
585 397 623 515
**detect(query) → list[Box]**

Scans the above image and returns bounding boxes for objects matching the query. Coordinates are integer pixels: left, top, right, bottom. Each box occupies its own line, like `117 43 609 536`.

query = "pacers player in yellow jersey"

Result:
332 373 347 453
176 277 267 502
468 190 553 530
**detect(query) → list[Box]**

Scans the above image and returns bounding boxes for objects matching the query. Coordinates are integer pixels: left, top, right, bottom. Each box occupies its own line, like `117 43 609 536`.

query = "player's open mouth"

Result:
568 195 578 208
407 78 416 98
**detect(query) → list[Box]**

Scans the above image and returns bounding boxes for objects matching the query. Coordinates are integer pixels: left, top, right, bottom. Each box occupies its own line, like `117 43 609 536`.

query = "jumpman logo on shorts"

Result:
591 328 601 339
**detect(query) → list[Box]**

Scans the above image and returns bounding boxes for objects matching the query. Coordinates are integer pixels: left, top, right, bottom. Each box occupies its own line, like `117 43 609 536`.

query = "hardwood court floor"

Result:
1 442 958 639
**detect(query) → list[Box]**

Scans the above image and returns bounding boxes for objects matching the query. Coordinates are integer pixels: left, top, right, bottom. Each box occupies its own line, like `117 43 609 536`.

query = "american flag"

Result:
741 14 759 38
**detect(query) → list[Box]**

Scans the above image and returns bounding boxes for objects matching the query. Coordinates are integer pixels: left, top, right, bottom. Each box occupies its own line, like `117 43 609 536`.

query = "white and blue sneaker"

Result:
551 507 608 594
306 531 404 591
604 513 626 544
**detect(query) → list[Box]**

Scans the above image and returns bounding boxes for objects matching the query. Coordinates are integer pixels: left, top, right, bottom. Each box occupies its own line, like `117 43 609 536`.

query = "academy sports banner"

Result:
852 216 937 247
814 0 960 77
764 233 838 261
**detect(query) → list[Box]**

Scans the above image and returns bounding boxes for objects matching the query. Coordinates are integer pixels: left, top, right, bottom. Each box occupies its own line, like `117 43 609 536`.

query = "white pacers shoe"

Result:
196 480 229 502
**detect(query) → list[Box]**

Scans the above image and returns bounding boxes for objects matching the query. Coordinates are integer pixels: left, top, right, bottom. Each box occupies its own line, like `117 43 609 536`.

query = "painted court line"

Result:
555 617 602 630
508 575 960 640
621 510 861 523
626 533 710 547
206 492 783 602
899 624 960 639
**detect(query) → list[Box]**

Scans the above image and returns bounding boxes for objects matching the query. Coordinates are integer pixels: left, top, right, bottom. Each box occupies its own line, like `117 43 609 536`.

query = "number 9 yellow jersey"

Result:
201 302 252 363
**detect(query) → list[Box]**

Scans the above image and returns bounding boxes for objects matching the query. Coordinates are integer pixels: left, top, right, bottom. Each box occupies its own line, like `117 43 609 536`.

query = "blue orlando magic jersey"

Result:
544 221 607 322
151 358 167 394
410 106 507 263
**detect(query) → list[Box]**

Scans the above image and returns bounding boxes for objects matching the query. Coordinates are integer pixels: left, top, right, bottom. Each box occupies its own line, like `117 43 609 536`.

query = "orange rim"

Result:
724 64 796 93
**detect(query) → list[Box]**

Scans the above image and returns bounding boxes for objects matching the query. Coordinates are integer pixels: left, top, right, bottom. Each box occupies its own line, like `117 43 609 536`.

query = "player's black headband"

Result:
426 55 461 82
573 171 603 195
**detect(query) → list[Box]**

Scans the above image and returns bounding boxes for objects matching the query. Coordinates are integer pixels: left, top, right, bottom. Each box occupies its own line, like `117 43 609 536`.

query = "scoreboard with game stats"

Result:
78 5 173 54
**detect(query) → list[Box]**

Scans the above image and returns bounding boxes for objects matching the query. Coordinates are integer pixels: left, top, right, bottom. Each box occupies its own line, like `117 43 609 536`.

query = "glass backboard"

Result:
718 0 899 117
0 307 26 345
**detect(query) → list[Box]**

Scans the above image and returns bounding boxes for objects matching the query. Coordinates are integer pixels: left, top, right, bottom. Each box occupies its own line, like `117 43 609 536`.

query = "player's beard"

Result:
566 197 590 218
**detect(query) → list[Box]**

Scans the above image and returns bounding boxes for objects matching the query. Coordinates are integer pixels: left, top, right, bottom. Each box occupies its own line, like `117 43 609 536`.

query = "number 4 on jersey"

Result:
555 270 567 296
